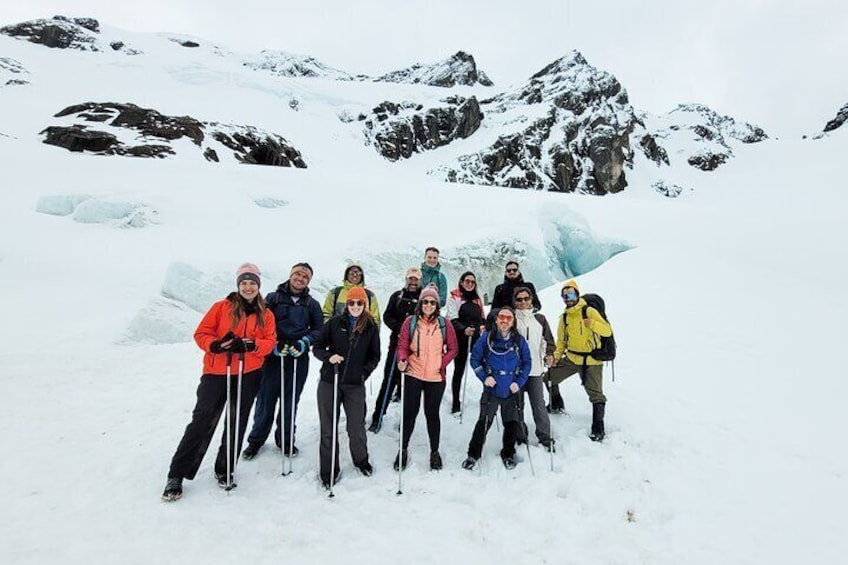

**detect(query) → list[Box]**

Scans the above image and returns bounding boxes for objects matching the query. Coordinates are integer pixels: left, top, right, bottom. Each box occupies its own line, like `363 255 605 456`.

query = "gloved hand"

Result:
229 337 256 354
289 338 309 358
210 331 236 354
273 343 289 357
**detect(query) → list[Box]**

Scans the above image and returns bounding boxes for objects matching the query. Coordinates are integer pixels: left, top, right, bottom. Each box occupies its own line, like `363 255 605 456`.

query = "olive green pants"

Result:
548 358 606 404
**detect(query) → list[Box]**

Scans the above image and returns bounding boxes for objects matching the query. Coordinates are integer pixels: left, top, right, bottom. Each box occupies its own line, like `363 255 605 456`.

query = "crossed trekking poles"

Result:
225 351 245 492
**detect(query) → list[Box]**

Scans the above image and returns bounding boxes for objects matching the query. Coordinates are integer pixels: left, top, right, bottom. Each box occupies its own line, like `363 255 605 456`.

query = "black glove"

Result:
230 338 256 354
210 339 225 354
210 331 237 354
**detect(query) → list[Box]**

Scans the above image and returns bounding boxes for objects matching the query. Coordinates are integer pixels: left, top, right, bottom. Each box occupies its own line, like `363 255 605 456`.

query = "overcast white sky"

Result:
3 1 846 134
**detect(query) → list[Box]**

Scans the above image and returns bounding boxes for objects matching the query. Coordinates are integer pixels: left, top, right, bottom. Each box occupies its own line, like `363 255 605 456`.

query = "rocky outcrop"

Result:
1 57 29 87
434 51 636 195
652 180 685 198
243 50 357 80
823 102 848 133
0 16 101 51
361 96 483 161
639 103 768 171
376 51 493 87
41 102 307 167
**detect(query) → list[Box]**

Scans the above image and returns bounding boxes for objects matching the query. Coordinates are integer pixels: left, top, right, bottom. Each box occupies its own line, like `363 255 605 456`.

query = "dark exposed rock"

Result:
653 180 685 198
179 40 200 48
823 102 848 133
1 57 30 87
40 125 119 152
639 134 670 166
43 102 307 167
363 97 483 161
687 152 728 171
376 51 493 87
110 41 124 51
53 16 100 33
0 17 100 51
437 51 636 195
203 147 219 162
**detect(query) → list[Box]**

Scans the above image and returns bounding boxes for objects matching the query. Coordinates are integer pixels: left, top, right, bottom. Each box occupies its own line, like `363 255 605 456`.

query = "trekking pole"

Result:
279 349 286 476
517 397 534 476
459 338 471 424
549 417 555 472
225 352 234 491
375 350 398 433
397 371 405 496
329 365 340 498
233 352 245 485
284 354 297 477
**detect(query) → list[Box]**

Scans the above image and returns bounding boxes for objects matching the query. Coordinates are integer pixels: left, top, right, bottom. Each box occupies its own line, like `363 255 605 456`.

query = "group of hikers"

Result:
162 247 614 501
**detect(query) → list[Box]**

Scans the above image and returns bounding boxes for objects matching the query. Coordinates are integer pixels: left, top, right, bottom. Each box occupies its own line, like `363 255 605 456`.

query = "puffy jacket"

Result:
490 276 541 311
553 297 613 366
396 315 458 382
420 263 448 305
446 288 485 337
322 273 381 325
470 330 531 399
265 281 324 348
194 297 277 375
515 309 555 376
313 314 381 385
383 287 421 343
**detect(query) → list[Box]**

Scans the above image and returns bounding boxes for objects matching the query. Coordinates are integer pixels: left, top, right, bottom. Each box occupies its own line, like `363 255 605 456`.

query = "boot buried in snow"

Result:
590 402 606 442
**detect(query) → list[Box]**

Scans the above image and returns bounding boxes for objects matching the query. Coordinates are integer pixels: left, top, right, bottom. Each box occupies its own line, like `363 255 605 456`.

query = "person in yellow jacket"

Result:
550 279 612 441
322 264 381 325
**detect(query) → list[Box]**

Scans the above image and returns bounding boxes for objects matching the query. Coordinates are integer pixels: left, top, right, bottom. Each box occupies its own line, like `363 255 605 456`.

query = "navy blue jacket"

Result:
265 281 324 347
471 330 531 399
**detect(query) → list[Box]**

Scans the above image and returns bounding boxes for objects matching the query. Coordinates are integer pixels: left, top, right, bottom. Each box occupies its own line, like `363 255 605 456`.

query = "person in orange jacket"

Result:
162 263 276 501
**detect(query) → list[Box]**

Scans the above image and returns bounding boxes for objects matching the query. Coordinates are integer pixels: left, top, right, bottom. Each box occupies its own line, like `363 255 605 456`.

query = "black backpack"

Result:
565 293 616 362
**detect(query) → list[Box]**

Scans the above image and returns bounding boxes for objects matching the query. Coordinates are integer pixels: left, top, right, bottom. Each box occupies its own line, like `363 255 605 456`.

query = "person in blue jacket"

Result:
461 306 531 470
242 262 324 460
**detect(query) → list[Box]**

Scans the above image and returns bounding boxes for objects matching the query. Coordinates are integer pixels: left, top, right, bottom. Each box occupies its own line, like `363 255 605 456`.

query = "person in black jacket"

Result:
313 286 381 487
242 262 324 460
490 261 542 311
446 271 486 414
367 267 421 432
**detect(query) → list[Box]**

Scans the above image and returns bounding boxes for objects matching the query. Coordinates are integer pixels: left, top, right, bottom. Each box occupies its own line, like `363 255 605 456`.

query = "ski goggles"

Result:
562 292 578 301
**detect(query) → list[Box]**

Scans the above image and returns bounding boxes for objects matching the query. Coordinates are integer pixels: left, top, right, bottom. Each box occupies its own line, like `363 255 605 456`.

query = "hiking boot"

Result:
501 454 517 470
367 420 380 433
283 443 300 457
356 461 373 477
216 472 236 489
590 402 606 442
430 451 443 471
242 443 260 460
391 390 401 403
393 449 408 471
161 477 183 501
461 456 477 470
540 438 556 453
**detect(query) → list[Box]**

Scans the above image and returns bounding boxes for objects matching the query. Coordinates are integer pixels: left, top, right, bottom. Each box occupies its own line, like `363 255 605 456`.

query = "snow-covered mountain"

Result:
375 50 493 87
1 13 847 565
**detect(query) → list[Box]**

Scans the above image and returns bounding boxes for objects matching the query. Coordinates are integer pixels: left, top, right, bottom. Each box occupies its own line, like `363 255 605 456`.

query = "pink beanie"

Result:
419 284 439 305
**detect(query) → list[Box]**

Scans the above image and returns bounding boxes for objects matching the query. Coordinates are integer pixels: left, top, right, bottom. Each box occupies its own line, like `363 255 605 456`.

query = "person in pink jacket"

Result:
395 285 458 471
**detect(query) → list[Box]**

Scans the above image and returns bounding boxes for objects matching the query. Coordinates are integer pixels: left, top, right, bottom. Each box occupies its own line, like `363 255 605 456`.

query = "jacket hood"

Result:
343 264 365 284
561 279 580 295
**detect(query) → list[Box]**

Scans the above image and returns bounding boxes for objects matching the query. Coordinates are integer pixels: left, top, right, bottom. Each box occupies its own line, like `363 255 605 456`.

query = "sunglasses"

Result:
497 314 514 322
421 299 438 306
515 296 532 303
346 300 365 307
462 279 476 285
348 270 362 276
505 268 518 273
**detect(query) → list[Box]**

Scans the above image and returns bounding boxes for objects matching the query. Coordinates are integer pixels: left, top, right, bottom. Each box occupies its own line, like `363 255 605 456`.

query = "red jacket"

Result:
194 298 277 375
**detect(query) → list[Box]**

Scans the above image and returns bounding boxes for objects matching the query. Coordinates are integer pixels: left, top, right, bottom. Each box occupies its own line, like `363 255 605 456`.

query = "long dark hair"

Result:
226 291 267 330
457 271 481 301
347 305 376 335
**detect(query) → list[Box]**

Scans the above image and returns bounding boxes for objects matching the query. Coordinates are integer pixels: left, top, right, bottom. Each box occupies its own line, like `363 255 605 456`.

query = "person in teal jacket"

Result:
420 246 448 305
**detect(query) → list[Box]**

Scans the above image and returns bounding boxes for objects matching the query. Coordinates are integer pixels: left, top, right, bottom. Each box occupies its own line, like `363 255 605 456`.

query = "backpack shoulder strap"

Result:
582 305 589 319
438 316 447 341
333 286 342 306
409 315 419 342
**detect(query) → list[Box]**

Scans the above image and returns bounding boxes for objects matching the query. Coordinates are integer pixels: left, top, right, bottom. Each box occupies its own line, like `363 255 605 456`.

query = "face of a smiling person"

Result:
514 291 532 311
420 297 438 315
424 250 439 267
239 280 259 302
504 262 519 280
346 267 362 285
346 298 365 317
496 310 514 333
461 275 476 292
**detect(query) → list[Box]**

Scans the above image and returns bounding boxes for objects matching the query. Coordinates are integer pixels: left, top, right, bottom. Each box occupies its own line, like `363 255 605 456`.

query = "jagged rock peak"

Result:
0 16 101 50
823 102 848 133
488 50 626 114
669 103 767 143
243 50 356 80
376 51 493 88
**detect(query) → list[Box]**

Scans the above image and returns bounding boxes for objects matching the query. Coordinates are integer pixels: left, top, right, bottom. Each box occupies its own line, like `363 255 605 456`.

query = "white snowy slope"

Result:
0 20 846 565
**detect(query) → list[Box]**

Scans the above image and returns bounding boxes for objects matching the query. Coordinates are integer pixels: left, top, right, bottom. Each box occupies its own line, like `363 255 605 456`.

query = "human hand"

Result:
329 354 344 364
509 382 520 394
484 376 496 388
464 327 475 336
583 318 592 328
397 360 408 372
